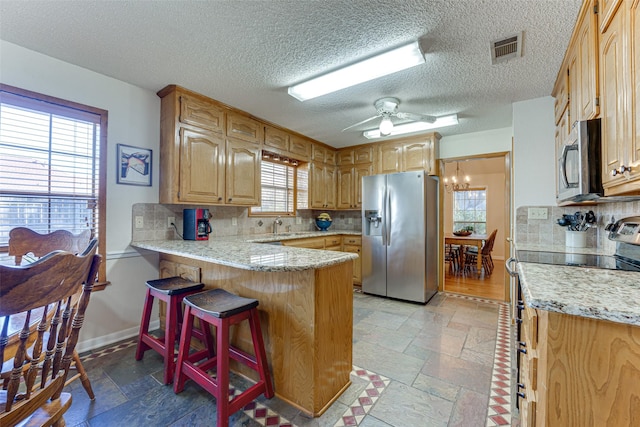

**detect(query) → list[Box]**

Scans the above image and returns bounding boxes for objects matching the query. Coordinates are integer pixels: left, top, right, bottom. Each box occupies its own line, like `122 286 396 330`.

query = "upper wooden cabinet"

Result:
227 113 263 144
552 66 569 125
599 0 640 195
264 126 312 161
312 144 337 164
337 163 372 209
179 93 225 133
374 133 440 175
158 85 262 205
309 162 336 209
337 145 373 165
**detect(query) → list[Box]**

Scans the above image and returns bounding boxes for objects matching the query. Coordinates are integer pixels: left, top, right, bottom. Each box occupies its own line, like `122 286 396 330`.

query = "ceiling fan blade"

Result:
395 112 436 123
341 114 381 132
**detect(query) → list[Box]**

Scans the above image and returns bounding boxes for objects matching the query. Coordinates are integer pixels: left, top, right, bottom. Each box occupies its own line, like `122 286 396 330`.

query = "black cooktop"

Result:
517 250 640 272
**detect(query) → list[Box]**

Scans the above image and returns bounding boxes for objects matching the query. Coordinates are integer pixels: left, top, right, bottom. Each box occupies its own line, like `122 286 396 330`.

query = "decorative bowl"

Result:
315 218 332 231
453 230 472 236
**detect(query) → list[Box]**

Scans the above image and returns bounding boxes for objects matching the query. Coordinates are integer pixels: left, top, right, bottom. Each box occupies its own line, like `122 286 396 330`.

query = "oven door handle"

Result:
506 257 518 277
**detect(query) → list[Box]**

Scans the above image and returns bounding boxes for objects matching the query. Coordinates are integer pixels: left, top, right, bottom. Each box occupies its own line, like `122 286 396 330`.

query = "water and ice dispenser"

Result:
364 210 382 236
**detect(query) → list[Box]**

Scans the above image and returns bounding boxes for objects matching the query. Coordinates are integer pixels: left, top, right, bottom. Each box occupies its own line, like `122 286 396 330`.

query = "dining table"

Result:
445 233 488 277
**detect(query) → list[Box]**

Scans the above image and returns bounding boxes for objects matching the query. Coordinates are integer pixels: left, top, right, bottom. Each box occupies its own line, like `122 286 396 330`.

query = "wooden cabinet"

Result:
158 85 263 206
324 236 342 251
311 144 336 164
264 127 312 161
338 163 373 209
337 145 373 166
551 65 569 125
342 236 362 285
567 0 599 126
309 162 336 209
178 128 225 204
374 134 440 175
281 236 326 249
518 293 640 426
225 138 261 205
599 0 640 195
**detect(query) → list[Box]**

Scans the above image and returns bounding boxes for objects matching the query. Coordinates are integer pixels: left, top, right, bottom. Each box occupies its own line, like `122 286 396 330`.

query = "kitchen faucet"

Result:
273 216 283 234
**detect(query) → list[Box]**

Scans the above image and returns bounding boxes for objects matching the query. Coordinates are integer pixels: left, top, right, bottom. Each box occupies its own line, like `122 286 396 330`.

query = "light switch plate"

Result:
296 217 302 224
135 216 144 229
348 218 353 224
232 217 238 226
528 207 548 220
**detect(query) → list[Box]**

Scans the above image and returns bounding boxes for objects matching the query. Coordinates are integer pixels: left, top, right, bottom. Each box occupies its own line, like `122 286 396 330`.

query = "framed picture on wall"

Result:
117 144 152 186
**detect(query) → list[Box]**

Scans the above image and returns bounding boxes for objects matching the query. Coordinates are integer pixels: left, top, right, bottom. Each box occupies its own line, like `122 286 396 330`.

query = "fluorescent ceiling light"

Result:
288 41 425 101
363 114 459 139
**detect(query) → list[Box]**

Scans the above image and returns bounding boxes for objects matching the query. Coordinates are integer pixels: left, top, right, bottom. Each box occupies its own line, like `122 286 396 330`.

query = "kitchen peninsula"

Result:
131 234 357 416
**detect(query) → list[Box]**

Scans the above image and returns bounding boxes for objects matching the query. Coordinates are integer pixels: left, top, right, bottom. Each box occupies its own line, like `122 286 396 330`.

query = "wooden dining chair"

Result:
4 227 96 400
464 229 497 277
0 240 100 427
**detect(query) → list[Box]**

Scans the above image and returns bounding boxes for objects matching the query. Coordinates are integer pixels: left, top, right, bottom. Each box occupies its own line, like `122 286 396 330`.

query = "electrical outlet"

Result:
168 217 175 228
135 216 144 229
348 218 353 224
296 217 302 225
232 217 238 226
528 207 548 220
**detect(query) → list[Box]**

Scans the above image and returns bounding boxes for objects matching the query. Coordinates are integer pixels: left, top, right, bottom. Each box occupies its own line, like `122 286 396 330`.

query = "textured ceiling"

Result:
0 0 581 149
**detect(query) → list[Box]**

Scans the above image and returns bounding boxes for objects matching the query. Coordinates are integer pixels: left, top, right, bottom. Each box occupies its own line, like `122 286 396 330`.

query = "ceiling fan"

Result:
341 97 436 136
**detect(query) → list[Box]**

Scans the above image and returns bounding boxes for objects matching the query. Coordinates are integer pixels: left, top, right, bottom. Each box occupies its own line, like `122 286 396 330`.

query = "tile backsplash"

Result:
516 201 640 253
131 203 362 242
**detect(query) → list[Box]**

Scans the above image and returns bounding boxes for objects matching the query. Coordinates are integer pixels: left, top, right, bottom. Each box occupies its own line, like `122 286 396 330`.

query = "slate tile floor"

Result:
64 292 510 426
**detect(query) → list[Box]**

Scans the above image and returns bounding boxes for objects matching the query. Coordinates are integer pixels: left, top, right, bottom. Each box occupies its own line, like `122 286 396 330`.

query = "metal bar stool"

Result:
135 276 213 384
173 288 274 427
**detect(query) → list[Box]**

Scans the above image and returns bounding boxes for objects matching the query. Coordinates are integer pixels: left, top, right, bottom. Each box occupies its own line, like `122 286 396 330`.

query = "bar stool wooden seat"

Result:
135 276 212 384
173 288 274 427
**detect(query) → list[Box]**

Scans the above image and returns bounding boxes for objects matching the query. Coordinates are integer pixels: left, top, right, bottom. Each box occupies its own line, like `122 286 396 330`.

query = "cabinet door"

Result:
309 162 327 208
264 126 289 152
226 113 263 144
179 94 225 133
324 165 337 209
324 149 337 165
630 0 640 184
600 7 629 191
377 143 402 174
225 138 261 205
337 149 354 166
289 136 311 161
600 0 624 31
552 68 569 125
343 244 362 284
402 140 435 174
179 128 225 203
576 3 599 121
337 166 354 209
354 146 373 164
354 163 373 208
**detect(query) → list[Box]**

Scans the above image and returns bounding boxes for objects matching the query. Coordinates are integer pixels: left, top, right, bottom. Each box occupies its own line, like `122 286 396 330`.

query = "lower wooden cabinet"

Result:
518 295 640 426
282 235 361 285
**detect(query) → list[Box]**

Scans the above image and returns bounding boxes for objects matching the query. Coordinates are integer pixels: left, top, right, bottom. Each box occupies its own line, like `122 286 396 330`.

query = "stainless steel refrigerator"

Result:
361 171 438 303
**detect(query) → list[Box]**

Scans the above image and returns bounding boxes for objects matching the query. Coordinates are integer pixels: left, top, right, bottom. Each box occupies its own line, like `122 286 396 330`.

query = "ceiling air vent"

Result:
491 32 522 65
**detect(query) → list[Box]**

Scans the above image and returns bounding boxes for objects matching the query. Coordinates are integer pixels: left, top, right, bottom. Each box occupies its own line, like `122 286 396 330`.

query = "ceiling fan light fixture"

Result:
379 116 394 136
287 41 425 101
363 113 459 139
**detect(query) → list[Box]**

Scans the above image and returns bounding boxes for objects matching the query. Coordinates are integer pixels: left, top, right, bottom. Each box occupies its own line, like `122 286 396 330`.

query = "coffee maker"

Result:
183 208 212 240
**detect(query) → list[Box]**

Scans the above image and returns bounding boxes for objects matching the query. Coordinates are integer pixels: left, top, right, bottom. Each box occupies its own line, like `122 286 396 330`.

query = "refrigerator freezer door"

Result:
386 171 428 302
362 174 387 297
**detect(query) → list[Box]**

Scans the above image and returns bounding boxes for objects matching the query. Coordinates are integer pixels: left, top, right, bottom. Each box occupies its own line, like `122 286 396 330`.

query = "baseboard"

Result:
77 319 159 353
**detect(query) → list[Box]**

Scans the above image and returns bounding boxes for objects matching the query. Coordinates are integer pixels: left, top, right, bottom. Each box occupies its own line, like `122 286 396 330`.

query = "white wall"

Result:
512 96 557 209
1 41 161 350
439 127 512 159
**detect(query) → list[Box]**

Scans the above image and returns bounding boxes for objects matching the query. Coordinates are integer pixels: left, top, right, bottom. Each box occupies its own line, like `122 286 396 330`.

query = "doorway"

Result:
439 153 511 301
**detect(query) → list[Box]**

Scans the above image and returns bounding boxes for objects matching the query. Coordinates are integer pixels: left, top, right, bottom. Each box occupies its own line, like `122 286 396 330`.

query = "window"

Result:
0 84 107 281
453 189 486 234
251 155 307 215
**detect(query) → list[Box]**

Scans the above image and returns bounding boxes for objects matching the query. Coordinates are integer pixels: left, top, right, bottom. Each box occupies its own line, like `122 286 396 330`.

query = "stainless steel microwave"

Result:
557 119 603 203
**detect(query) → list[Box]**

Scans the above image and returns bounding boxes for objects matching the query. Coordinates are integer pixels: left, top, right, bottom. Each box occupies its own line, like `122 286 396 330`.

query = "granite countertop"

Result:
517 261 640 326
131 230 360 272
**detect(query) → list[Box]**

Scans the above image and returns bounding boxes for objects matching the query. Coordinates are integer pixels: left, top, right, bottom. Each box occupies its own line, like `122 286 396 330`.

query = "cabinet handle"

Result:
228 198 232 202
519 347 527 354
218 197 222 201
519 341 526 347
517 392 526 399
517 383 525 390
516 317 522 324
611 165 632 176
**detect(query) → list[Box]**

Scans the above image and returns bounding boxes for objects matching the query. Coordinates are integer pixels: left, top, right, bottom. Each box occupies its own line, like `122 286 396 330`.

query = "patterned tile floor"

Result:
67 292 514 426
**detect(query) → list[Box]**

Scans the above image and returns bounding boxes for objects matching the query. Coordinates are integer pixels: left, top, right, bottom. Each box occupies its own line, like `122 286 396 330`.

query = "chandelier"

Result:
444 161 470 192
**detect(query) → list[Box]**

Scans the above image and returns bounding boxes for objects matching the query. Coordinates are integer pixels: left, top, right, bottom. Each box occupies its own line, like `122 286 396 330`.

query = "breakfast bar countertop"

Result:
517 261 640 327
131 231 359 273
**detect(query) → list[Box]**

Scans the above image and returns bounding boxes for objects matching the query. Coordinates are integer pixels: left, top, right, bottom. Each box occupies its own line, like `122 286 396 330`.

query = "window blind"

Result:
0 85 106 281
252 161 296 214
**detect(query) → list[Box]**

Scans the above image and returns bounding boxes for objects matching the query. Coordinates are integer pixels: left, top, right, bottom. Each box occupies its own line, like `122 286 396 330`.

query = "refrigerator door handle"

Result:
381 187 388 246
386 189 392 246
